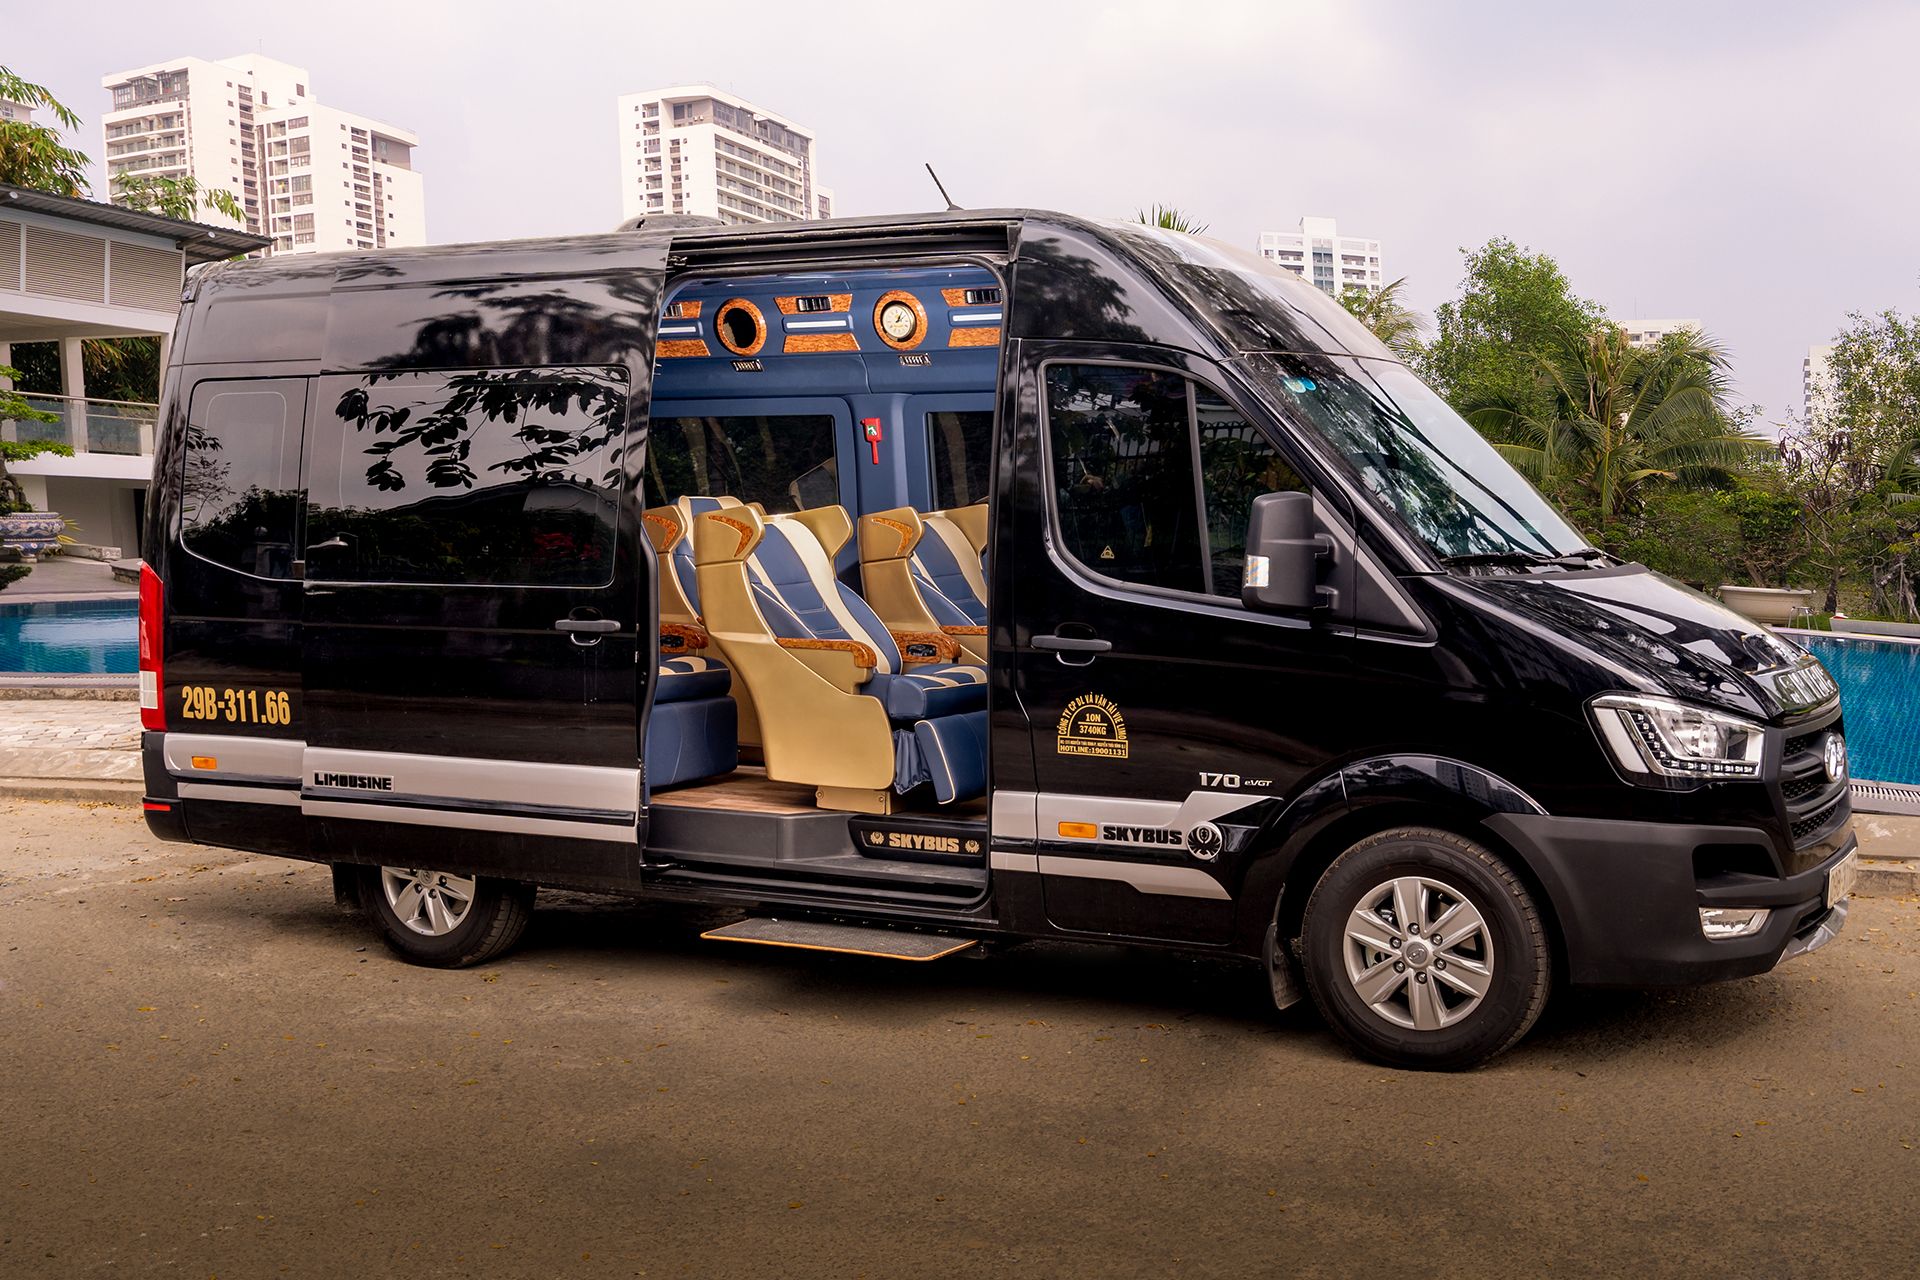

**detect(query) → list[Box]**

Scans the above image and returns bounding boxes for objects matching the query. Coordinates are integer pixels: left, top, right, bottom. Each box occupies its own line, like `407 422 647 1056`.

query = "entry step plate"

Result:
701 918 977 961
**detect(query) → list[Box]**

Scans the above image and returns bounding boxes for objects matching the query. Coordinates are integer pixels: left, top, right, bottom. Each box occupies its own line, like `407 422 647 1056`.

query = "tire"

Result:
1300 827 1550 1070
360 864 536 968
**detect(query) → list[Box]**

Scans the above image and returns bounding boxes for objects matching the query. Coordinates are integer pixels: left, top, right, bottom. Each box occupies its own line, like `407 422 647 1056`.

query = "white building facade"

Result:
1803 344 1836 422
99 55 424 254
1620 318 1701 350
1257 216 1383 297
617 85 832 226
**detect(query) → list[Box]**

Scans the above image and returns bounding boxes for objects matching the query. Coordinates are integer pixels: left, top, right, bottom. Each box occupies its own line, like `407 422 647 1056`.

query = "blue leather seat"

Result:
909 511 989 628
743 512 988 805
646 654 738 792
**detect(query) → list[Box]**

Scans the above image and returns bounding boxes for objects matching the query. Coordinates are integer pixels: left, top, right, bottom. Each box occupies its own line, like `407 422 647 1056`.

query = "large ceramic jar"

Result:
0 511 65 560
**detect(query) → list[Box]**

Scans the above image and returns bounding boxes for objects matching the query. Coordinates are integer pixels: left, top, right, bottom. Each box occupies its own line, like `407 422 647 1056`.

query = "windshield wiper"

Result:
1442 547 1617 571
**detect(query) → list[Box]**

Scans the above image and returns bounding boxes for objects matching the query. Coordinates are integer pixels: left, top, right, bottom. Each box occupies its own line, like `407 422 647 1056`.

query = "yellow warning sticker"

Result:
1057 693 1128 759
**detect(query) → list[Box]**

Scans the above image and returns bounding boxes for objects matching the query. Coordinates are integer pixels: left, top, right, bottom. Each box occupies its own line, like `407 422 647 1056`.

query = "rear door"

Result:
298 257 667 887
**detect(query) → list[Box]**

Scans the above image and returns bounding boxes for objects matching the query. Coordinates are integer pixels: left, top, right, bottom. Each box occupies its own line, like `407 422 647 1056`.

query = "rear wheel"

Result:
1301 827 1549 1070
361 864 536 968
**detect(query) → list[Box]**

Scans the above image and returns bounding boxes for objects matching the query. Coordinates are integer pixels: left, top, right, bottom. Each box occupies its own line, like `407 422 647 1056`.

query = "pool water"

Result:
1796 634 1920 786
0 599 138 674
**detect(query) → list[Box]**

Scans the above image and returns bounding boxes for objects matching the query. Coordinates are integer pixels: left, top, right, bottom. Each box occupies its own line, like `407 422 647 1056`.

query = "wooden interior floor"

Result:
652 766 987 819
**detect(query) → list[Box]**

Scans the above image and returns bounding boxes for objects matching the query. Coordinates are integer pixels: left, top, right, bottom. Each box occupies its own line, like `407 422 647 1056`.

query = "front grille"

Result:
1791 796 1847 845
1780 775 1824 803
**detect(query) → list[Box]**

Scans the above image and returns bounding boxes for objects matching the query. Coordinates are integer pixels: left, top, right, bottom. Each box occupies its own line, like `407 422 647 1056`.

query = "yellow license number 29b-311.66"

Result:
178 686 292 726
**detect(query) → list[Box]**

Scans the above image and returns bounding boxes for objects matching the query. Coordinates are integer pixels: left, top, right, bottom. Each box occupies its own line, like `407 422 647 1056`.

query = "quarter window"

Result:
1045 363 1304 600
180 379 305 579
928 409 993 510
306 367 628 586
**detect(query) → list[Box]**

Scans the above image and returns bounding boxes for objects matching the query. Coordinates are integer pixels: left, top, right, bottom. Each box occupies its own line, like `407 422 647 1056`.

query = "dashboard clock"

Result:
872 291 927 349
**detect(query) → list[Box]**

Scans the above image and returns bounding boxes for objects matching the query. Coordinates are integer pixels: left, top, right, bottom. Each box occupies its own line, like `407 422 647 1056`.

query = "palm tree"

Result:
1134 205 1208 235
0 66 89 196
113 173 245 224
1340 277 1424 360
1467 326 1766 530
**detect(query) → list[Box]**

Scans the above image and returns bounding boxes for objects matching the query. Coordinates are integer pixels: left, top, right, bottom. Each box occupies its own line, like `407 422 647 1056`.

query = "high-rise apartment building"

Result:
99 55 424 254
1803 344 1836 422
0 98 35 125
1620 318 1701 350
617 84 832 226
1257 216 1383 296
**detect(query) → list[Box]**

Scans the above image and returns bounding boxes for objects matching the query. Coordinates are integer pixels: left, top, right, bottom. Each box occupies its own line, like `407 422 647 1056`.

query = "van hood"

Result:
1454 565 1838 722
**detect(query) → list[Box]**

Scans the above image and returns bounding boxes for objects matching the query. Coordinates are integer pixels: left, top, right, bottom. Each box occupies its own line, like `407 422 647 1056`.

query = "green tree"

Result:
112 173 244 224
1339 276 1423 361
1133 205 1208 235
1 364 61 512
0 66 89 195
1467 325 1766 532
1423 238 1607 431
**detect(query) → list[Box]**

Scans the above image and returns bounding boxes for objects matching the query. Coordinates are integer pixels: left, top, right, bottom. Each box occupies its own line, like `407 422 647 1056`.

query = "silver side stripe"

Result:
1035 856 1231 900
178 782 300 807
301 799 628 843
1034 789 1255 837
300 747 640 819
992 789 1038 841
162 733 303 784
989 850 1039 873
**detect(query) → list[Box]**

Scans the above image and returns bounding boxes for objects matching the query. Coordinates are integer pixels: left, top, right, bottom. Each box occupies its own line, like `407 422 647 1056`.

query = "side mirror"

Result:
1242 491 1330 613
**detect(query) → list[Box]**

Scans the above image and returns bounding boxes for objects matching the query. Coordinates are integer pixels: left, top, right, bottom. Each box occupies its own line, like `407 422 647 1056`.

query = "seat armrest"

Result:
890 629 961 665
940 625 986 638
775 637 877 692
660 622 709 652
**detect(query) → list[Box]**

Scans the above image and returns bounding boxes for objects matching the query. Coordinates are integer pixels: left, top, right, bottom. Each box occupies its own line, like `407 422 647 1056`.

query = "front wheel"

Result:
360 864 536 968
1300 827 1550 1070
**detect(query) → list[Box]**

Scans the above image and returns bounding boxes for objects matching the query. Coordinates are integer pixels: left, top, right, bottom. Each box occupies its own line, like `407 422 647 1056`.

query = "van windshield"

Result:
1251 353 1587 561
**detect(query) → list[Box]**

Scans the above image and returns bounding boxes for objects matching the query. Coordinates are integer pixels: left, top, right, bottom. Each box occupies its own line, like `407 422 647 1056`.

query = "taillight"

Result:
139 564 165 731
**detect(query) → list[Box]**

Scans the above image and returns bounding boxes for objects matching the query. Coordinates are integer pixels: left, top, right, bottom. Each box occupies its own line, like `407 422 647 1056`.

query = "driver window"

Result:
1045 363 1303 600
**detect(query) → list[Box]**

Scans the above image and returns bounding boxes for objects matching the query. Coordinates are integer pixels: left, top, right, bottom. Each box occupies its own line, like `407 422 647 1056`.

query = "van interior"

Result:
637 261 1004 905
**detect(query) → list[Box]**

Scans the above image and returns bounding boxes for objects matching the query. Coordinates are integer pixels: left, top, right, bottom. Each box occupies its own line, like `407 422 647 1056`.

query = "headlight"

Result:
1590 694 1765 783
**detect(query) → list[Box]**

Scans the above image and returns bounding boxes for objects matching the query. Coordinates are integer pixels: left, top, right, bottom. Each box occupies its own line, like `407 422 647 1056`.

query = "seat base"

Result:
815 784 898 815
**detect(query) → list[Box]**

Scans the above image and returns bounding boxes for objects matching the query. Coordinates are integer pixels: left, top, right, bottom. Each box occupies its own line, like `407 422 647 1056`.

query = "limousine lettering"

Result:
312 772 395 792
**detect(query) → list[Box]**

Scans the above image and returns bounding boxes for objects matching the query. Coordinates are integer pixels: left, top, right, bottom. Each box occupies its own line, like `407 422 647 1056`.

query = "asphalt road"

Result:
2 801 1916 1279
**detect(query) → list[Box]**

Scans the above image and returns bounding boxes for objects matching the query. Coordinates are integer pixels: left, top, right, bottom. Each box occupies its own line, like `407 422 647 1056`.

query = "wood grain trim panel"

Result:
715 297 767 356
776 637 878 668
940 287 970 307
703 512 758 559
665 299 704 319
782 332 861 354
774 292 852 315
642 511 683 551
872 289 930 351
946 325 1001 349
889 630 962 664
658 338 711 358
940 625 987 637
660 622 710 651
867 515 918 557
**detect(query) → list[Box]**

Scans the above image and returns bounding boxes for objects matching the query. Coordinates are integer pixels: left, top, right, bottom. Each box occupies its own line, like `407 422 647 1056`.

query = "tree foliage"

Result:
0 363 60 512
112 173 245 224
1339 276 1424 361
0 65 88 196
1133 205 1208 235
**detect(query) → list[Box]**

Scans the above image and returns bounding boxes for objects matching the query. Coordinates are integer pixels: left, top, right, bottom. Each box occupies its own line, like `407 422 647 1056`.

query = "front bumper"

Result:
1485 812 1856 987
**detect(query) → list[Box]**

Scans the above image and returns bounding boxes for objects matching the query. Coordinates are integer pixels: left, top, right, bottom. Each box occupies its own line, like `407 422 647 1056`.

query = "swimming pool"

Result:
1793 633 1920 786
0 598 138 674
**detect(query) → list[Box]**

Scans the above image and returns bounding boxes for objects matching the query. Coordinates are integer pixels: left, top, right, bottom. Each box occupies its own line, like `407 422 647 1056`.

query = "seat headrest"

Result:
858 506 925 562
692 503 765 565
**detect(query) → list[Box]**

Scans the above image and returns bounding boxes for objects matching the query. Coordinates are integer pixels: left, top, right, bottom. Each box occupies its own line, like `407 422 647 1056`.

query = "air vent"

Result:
963 287 1001 306
793 295 835 313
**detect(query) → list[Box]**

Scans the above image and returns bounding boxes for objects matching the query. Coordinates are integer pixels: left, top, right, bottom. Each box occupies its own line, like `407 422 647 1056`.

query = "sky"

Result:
11 0 1920 425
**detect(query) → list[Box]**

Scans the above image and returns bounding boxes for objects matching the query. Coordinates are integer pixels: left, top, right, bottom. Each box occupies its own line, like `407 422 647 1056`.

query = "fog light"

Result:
1700 907 1771 939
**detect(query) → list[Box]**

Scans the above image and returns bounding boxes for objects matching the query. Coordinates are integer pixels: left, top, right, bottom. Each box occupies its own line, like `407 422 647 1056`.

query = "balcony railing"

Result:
0 392 157 456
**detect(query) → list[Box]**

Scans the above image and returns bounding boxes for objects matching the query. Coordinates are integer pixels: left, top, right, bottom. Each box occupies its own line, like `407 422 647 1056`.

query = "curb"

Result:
1857 858 1920 898
0 778 143 807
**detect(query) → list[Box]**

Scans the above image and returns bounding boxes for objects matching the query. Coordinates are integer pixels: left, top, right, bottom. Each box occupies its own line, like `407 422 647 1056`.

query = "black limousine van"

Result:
137 211 1858 1068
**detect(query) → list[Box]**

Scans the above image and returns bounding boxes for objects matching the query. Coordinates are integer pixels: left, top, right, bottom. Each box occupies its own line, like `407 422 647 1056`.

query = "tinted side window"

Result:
180 379 305 579
929 410 993 509
1045 364 1203 594
647 414 839 512
1195 386 1305 595
306 367 627 586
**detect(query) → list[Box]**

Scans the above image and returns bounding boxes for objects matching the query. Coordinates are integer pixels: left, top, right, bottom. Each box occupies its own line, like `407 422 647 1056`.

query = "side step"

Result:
700 917 977 961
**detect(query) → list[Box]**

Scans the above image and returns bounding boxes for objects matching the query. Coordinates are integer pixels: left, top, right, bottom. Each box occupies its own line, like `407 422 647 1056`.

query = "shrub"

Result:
0 563 30 592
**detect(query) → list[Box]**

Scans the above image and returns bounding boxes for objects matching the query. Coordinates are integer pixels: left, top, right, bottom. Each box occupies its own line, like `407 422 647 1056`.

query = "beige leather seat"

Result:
858 503 989 663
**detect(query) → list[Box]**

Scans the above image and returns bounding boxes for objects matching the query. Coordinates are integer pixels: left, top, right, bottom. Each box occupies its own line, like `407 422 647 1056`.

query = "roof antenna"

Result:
925 163 961 211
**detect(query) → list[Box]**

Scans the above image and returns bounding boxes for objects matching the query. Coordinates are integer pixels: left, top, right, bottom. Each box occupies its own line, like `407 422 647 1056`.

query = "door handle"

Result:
1033 632 1112 666
308 536 350 552
554 618 620 633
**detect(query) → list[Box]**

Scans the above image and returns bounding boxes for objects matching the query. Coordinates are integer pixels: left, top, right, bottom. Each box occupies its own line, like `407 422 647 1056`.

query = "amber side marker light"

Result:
190 756 217 771
1057 821 1098 840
